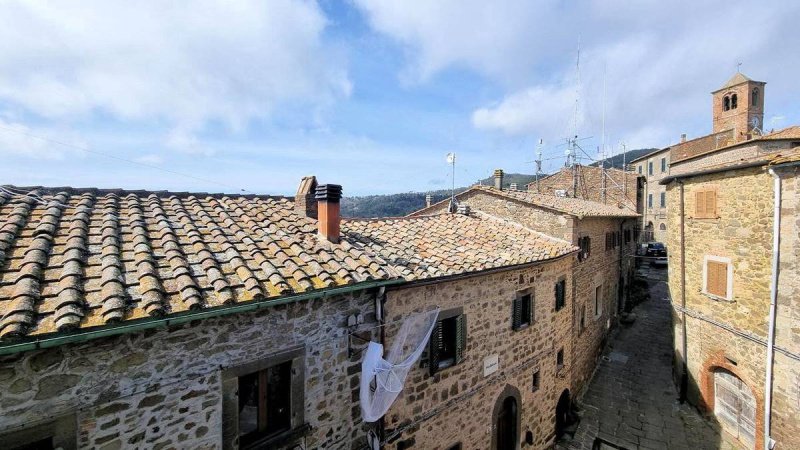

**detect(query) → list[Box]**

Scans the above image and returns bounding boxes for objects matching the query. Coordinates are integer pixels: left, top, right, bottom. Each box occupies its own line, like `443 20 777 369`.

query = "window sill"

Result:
241 423 311 450
701 291 734 303
513 323 531 332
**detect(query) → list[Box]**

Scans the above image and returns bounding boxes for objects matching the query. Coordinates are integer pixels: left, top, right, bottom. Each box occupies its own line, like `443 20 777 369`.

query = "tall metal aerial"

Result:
446 152 456 212
534 139 544 193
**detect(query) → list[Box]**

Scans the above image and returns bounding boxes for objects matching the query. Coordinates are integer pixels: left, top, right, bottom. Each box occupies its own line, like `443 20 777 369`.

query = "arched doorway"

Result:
644 221 654 242
555 389 571 440
492 384 521 450
714 369 756 447
496 396 518 450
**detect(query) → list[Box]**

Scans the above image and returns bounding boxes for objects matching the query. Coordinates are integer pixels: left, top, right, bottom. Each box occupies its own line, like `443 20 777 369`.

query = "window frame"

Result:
703 255 733 300
638 165 642 174
554 278 567 312
661 157 667 173
594 284 603 318
648 193 653 209
222 346 307 450
660 192 666 208
648 161 653 176
0 414 76 450
428 307 467 375
577 235 591 261
532 369 541 392
556 348 565 372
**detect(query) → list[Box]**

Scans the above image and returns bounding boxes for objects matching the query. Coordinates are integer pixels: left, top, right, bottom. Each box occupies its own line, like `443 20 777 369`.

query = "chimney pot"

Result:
315 184 342 243
493 169 504 190
680 133 687 143
295 176 318 218
425 194 432 208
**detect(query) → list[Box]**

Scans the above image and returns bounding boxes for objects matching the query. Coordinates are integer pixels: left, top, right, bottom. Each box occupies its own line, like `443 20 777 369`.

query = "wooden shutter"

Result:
512 297 522 330
707 261 728 297
428 320 442 375
696 191 706 217
454 315 467 364
705 191 716 217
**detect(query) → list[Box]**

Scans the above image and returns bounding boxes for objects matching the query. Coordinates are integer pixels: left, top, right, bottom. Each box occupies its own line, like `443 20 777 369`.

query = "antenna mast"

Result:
535 139 544 193
446 152 456 211
600 64 607 203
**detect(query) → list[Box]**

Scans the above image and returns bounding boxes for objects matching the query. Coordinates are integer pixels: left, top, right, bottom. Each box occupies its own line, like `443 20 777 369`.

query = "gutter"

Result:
678 180 689 403
764 168 782 450
660 160 767 185
0 278 405 356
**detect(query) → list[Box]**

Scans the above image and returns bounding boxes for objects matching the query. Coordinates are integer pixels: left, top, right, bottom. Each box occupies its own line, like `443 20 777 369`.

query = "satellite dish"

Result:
446 153 455 164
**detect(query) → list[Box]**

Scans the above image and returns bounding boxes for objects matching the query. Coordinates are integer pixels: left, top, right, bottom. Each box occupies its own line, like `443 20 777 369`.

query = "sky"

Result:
0 0 798 196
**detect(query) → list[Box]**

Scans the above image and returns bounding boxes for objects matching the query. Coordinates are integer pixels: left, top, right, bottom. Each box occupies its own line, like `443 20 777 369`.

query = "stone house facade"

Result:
0 180 584 450
407 182 638 397
629 148 670 243
662 143 800 450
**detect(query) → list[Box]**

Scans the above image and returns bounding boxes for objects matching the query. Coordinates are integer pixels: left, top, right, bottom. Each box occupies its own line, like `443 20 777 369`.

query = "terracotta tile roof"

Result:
670 129 735 163
0 186 391 340
475 186 639 218
767 146 800 166
342 212 576 281
716 72 754 91
762 125 800 141
525 165 639 207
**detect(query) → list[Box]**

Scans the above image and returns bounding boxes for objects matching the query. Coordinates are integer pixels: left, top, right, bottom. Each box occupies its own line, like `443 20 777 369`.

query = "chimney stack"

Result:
315 184 342 243
510 183 518 191
295 176 318 218
494 169 504 190
680 133 687 143
456 203 471 215
425 194 432 208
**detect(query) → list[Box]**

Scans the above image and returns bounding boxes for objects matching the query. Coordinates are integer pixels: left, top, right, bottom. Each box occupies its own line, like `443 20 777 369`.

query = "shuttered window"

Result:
695 189 718 218
512 293 533 330
578 236 590 261
554 279 566 311
429 310 467 376
706 260 729 298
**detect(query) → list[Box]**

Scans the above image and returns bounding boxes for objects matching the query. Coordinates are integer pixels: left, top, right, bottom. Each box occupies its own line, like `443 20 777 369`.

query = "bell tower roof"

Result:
713 72 764 93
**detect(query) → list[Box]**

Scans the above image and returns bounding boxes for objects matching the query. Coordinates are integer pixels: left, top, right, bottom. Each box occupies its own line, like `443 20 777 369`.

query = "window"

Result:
512 293 533 330
731 93 738 109
554 279 566 311
633 227 641 242
624 228 631 244
659 223 666 231
0 415 76 450
752 88 759 106
660 192 666 208
661 157 667 173
648 193 653 209
429 308 467 375
222 347 306 449
594 284 603 317
723 95 731 111
238 361 292 445
638 165 642 174
694 188 717 218
556 349 564 371
648 161 653 175
704 256 732 300
579 305 586 331
447 444 463 450
578 236 590 261
532 370 541 392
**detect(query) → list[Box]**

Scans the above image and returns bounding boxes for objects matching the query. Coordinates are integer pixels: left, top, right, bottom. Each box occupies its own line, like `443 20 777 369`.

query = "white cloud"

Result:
0 0 350 134
356 0 800 148
0 119 86 159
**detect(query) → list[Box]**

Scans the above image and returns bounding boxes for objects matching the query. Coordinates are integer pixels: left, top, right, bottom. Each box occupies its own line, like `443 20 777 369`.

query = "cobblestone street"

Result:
560 263 743 450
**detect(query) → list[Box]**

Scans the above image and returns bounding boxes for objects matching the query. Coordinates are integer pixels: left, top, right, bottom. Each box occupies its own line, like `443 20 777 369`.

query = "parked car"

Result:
645 242 667 257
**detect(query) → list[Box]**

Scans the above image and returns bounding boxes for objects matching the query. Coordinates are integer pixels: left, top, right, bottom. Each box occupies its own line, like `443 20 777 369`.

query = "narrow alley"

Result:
561 264 742 450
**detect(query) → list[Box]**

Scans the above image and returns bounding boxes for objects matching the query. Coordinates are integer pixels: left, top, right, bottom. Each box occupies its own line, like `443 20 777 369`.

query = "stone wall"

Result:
0 291 377 449
383 258 574 449
669 140 790 177
636 149 670 243
665 165 800 449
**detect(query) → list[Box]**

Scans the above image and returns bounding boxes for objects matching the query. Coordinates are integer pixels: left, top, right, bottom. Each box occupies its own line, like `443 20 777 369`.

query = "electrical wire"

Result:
0 124 253 194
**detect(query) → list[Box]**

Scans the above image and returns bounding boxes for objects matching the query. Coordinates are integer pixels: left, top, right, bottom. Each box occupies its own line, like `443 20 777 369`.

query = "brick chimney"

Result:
494 169 504 190
680 134 687 143
316 184 342 243
425 194 432 208
295 176 318 218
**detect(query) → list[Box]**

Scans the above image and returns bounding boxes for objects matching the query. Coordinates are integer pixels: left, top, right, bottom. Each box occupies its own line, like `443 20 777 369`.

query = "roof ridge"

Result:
472 210 577 248
1 185 290 201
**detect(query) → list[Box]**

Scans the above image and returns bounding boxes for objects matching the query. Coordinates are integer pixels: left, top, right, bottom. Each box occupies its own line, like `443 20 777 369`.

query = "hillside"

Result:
342 149 651 218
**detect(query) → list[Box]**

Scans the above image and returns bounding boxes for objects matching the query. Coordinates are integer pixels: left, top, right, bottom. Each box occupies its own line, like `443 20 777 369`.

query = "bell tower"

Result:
711 72 766 140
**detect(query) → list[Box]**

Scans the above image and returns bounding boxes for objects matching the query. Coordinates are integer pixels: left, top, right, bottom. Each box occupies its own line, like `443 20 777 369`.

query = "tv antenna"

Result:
446 152 456 212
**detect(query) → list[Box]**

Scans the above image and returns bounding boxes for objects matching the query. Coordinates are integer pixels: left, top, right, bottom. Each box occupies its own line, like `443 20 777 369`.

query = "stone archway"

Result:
492 384 522 450
555 389 572 440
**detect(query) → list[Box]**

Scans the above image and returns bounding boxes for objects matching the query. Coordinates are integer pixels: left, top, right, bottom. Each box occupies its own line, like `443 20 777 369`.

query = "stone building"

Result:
0 178 593 450
408 175 639 397
660 72 800 450
0 184 399 450
525 164 640 210
629 148 670 243
344 210 578 449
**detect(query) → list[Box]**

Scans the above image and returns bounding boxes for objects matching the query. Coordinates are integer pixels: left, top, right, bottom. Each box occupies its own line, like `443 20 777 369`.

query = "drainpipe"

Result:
678 180 688 403
765 169 781 450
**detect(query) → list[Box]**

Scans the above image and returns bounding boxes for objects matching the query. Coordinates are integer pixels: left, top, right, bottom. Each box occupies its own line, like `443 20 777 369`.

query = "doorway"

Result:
496 396 518 450
555 389 571 439
714 369 756 447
